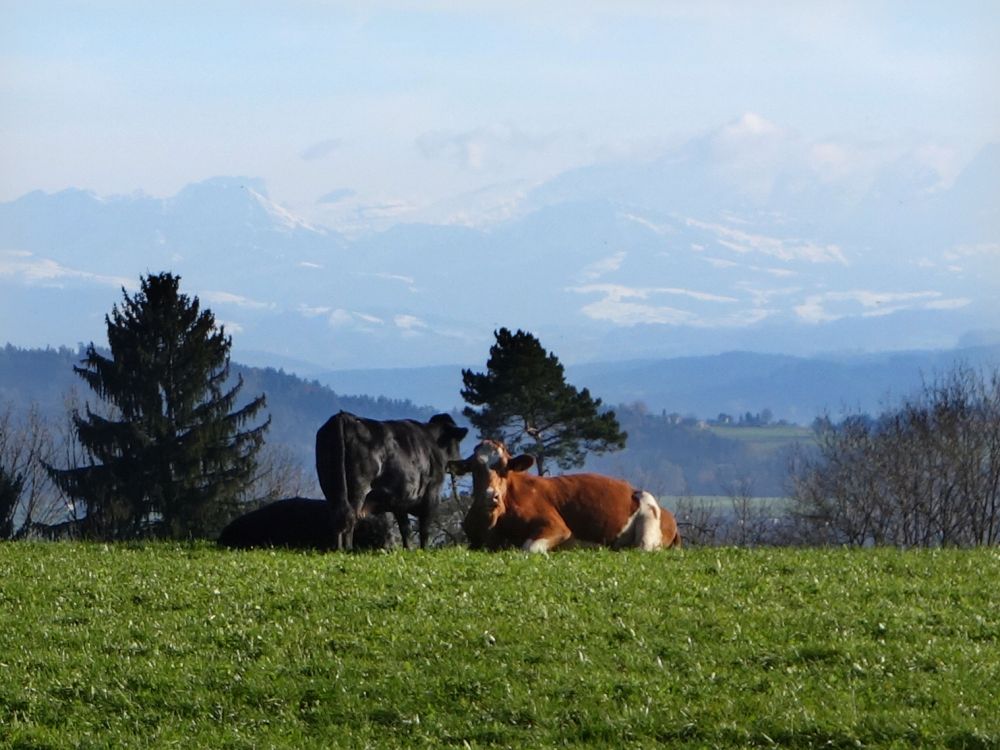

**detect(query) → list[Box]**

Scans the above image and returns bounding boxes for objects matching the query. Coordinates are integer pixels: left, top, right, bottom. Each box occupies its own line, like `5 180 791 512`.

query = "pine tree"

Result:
461 328 626 475
48 273 269 539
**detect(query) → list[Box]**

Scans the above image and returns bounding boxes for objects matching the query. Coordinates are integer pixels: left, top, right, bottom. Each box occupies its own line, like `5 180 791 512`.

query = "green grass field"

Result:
1 544 998 749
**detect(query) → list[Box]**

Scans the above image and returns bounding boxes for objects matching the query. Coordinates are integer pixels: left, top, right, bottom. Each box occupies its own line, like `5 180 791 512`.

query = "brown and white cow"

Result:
448 440 681 552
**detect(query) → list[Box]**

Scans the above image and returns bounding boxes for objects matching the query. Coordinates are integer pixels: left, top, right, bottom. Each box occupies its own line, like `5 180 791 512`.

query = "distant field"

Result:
707 424 815 444
661 494 790 511
1 544 998 749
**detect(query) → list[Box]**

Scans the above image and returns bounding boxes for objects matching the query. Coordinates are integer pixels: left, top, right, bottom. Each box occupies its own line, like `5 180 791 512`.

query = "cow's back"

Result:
367 418 448 499
506 472 638 545
218 498 335 549
317 411 454 510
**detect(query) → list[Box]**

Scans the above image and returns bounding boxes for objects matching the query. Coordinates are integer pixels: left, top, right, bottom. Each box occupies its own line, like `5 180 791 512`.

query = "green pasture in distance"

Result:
707 424 816 444
660 495 791 511
1 544 998 749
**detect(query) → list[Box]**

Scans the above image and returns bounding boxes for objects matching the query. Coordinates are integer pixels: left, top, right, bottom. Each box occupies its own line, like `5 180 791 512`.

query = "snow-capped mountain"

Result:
1 121 997 371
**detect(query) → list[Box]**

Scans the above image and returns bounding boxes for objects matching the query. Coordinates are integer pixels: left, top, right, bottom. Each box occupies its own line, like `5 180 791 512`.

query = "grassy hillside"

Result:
1 544 998 748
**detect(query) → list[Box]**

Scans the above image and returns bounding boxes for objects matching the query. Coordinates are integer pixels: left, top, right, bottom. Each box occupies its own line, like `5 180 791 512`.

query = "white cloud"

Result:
924 298 973 311
578 297 694 326
702 256 739 269
199 290 273 310
572 283 737 304
620 213 672 235
298 303 331 318
327 308 388 328
328 309 354 327
568 283 740 326
794 290 971 323
704 113 938 199
393 314 428 337
355 271 418 289
700 255 800 278
416 124 554 172
686 218 848 265
735 283 804 309
944 242 1000 261
0 250 134 289
718 112 783 141
215 319 244 334
576 251 626 282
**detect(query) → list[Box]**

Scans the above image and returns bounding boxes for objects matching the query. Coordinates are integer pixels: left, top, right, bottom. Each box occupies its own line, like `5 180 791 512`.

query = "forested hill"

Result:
0 345 440 483
2 344 808 496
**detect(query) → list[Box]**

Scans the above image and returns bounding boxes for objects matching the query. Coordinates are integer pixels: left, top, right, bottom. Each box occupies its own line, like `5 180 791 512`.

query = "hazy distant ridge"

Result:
315 345 1000 422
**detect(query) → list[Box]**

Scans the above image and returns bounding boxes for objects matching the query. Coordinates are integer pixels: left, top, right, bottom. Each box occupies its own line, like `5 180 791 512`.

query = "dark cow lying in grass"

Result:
448 440 681 552
217 497 392 551
316 411 468 550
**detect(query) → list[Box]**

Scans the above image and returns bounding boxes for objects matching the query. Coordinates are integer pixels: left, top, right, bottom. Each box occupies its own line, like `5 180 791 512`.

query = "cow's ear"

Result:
447 458 473 476
438 425 468 448
508 455 535 473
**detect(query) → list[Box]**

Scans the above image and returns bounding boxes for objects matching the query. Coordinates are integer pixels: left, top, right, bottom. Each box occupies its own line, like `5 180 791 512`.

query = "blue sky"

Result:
2 1 998 228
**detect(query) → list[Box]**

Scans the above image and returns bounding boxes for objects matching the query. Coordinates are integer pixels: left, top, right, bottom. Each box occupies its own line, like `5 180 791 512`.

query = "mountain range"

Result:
1 115 997 373
308 343 1000 423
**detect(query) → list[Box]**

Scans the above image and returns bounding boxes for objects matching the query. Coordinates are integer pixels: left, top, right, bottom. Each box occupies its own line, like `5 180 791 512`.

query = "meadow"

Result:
1 544 998 749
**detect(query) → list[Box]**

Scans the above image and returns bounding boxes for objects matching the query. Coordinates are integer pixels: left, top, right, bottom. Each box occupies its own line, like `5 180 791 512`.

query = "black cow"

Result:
315 411 468 550
217 497 392 551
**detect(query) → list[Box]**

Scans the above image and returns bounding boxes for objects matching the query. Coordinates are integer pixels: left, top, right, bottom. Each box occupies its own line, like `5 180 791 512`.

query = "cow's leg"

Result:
417 512 431 550
416 495 435 550
329 502 355 551
363 485 413 549
523 518 572 553
341 510 359 551
394 511 412 549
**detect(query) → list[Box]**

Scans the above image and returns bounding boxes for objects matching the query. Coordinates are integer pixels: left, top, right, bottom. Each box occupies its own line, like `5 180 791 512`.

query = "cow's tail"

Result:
316 412 352 549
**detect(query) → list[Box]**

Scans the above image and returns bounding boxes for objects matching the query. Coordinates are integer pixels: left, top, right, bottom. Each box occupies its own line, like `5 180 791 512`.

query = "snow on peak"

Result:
244 187 322 234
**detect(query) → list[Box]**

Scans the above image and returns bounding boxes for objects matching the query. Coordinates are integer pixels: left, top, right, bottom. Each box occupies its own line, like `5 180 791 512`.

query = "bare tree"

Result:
722 477 769 546
673 486 725 547
429 472 474 547
1 401 76 538
239 443 316 508
789 364 1000 547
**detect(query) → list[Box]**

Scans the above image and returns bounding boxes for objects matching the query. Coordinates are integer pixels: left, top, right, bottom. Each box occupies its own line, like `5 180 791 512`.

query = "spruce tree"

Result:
461 328 626 475
49 272 269 539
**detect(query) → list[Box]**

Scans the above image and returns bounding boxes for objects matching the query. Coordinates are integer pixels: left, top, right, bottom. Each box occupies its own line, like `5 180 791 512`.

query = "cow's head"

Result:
428 413 469 459
448 439 534 548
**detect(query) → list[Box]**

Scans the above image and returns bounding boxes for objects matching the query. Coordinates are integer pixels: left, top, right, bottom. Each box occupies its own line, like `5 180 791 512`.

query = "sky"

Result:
2 1 998 229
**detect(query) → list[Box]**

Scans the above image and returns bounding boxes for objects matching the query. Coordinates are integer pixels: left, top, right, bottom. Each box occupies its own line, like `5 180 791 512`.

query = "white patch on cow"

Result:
474 442 504 469
614 491 664 551
523 538 552 553
634 491 663 550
